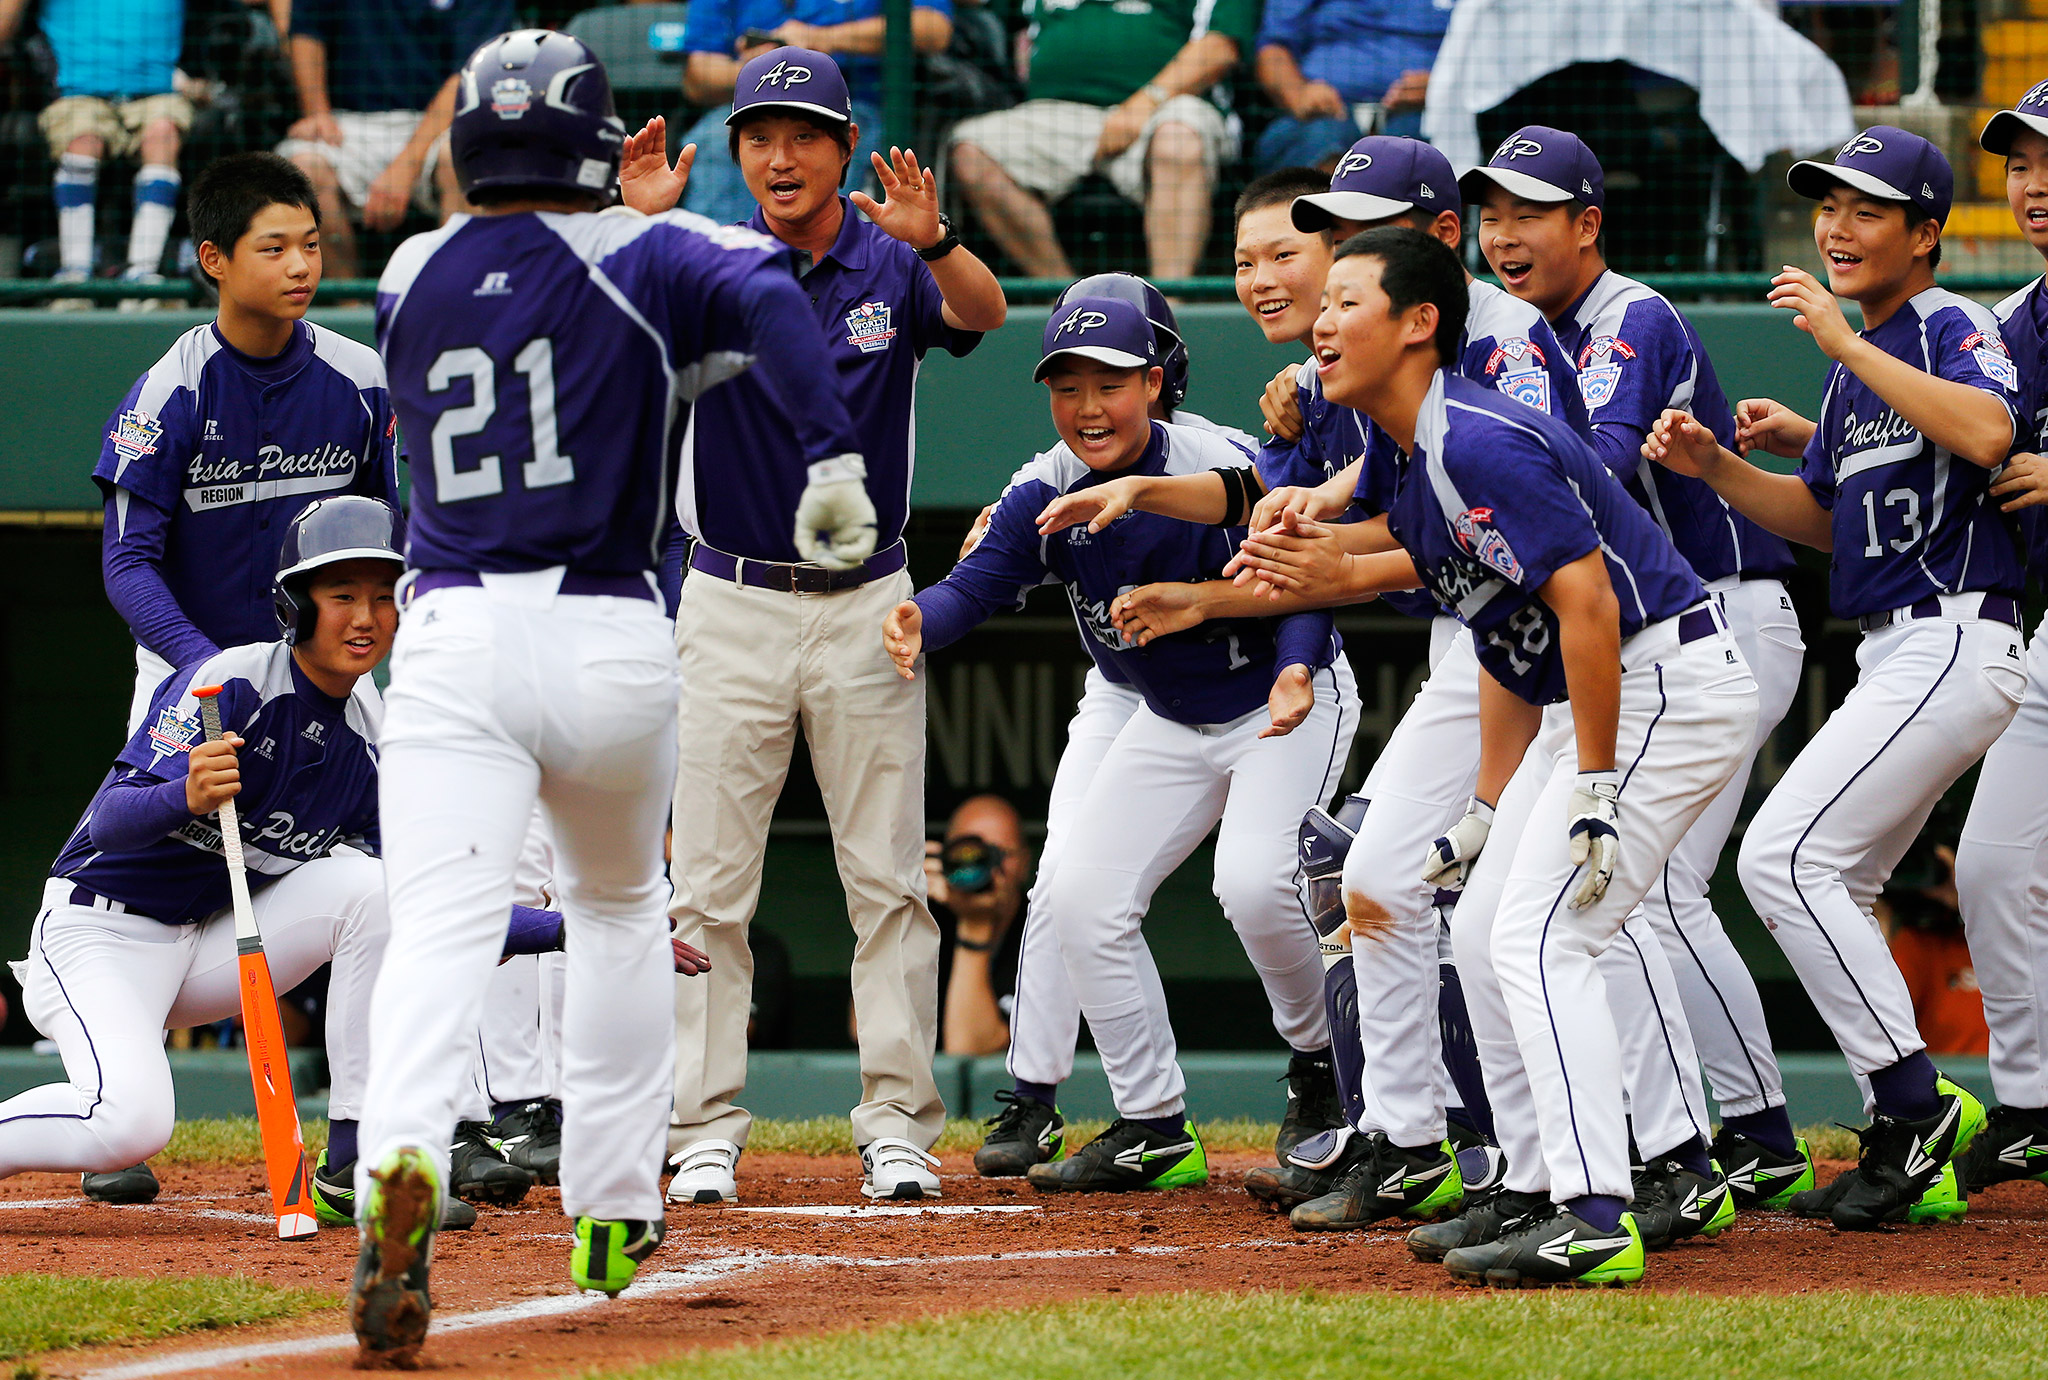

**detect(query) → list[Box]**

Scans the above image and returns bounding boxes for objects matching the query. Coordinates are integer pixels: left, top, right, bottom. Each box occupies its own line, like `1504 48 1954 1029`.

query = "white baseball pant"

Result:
361 574 678 1223
1738 604 2023 1082
1458 611 1757 1203
1046 658 1359 1120
1636 576 1803 1118
1952 613 2048 1109
0 858 388 1176
1005 669 1143 1089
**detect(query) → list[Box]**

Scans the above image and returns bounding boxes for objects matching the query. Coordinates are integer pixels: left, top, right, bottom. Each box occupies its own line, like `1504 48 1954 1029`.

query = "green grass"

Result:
599 1289 2048 1380
0 1274 333 1363
157 1117 327 1165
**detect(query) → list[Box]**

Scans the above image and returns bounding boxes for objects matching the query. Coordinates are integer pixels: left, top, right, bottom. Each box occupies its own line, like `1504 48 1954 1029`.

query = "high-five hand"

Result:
851 147 945 250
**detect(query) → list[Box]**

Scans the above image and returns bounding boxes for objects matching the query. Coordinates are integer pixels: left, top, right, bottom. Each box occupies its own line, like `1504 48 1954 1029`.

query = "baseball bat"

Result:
193 685 318 1242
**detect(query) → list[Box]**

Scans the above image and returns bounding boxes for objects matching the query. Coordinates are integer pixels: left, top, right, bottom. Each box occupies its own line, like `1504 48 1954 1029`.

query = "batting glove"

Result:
1566 769 1621 910
795 454 879 571
1422 797 1494 890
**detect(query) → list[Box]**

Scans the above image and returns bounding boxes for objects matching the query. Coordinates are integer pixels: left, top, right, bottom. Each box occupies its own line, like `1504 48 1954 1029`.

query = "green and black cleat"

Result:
1956 1103 2048 1194
350 1146 441 1368
974 1091 1066 1177
1446 1208 1645 1289
1709 1128 1816 1210
1290 1133 1462 1232
1025 1118 1206 1192
572 1216 667 1296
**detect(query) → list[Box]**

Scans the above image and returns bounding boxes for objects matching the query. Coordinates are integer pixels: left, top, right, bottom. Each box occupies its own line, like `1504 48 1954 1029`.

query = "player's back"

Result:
377 209 780 577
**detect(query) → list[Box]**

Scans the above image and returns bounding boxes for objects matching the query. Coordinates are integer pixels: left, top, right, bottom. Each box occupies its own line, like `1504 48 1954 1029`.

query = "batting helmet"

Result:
449 29 626 200
1055 273 1189 409
273 496 404 646
1298 794 1369 944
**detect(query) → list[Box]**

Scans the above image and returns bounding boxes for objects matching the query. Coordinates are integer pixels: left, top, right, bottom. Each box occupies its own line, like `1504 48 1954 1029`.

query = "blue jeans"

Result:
681 97 886 226
1254 108 1424 174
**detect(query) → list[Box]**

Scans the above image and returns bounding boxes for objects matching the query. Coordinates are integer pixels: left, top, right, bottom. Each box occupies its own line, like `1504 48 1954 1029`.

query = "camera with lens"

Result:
940 833 1007 895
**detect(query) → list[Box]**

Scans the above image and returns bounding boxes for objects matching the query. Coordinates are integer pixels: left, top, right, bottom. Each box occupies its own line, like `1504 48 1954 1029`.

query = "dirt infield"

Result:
7 1152 2046 1379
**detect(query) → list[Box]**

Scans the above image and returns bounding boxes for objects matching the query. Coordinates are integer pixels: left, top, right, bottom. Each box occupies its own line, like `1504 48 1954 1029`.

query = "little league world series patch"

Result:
110 410 164 462
1452 507 1525 582
845 301 896 354
146 705 201 757
1485 338 1551 412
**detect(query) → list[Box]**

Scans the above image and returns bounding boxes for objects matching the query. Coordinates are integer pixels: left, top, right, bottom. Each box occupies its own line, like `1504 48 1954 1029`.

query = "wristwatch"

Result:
917 212 960 262
1142 82 1171 105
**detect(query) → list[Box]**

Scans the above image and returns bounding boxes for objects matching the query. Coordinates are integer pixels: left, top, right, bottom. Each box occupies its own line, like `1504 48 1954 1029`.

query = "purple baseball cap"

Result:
1458 125 1604 208
726 48 852 127
1981 79 2048 155
1035 296 1160 380
1788 126 1951 226
1292 136 1460 232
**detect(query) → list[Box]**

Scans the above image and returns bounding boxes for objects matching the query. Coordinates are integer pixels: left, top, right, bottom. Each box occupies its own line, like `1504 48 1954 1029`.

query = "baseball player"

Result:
887 296 1359 1192
1461 125 1814 1209
1236 227 1758 1285
94 152 400 736
1953 87 2048 1197
615 48 1006 1208
1643 126 2021 1230
352 30 868 1363
969 272 1343 1179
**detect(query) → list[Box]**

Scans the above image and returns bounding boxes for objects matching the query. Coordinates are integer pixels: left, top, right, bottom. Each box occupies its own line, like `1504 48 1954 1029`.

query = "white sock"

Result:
128 164 180 277
54 152 98 274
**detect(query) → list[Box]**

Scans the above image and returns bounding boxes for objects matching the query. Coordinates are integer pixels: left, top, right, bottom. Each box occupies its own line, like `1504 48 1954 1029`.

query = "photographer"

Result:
927 795 1031 1056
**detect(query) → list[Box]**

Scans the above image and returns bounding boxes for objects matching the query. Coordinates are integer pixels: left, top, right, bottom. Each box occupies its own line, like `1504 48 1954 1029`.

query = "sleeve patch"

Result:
1961 332 2019 390
146 705 201 757
1453 506 1525 582
1573 336 1634 409
109 410 165 461
1485 338 1552 411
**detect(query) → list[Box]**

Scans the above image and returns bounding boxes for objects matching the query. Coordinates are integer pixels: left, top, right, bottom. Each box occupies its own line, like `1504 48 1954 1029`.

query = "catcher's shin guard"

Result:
1301 796 1370 1129
1437 953 1494 1143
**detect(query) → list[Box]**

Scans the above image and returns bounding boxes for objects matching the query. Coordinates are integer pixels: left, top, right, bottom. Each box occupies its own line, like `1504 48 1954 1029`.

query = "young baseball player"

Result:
94 152 400 735
1952 86 2048 1197
1643 126 2021 1230
885 296 1360 1192
1461 125 1814 1209
353 30 867 1363
1238 227 1758 1285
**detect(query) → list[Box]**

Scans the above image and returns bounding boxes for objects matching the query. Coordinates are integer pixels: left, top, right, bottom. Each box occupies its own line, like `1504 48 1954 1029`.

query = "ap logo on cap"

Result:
1335 151 1373 178
1057 308 1109 336
1841 133 1885 157
757 60 812 89
1496 136 1544 160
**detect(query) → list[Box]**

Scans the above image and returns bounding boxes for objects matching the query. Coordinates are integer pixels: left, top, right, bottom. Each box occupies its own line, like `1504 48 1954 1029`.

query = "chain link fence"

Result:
0 0 2043 304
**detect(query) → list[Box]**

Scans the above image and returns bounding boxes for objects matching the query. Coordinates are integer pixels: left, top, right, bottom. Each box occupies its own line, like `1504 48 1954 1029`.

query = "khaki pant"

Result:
669 566 942 1151
41 93 193 160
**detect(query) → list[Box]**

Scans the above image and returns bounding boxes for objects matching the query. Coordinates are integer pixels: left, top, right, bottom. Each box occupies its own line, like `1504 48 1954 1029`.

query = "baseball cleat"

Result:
314 1150 476 1230
350 1145 440 1368
1244 1126 1370 1211
1290 1133 1462 1231
1788 1078 1984 1230
490 1099 563 1185
450 1119 536 1207
81 1162 159 1205
974 1091 1066 1177
1275 1052 1344 1159
1956 1103 2048 1193
1407 1185 1548 1262
667 1138 740 1204
1627 1157 1736 1248
1710 1128 1816 1210
1447 1208 1644 1289
1026 1118 1207 1192
860 1138 942 1200
571 1216 666 1296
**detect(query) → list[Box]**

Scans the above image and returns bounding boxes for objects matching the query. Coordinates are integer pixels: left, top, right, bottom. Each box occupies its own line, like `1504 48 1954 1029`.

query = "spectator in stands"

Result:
925 796 1031 1055
1253 0 1453 173
276 0 514 280
0 0 192 302
948 0 1257 280
677 0 955 228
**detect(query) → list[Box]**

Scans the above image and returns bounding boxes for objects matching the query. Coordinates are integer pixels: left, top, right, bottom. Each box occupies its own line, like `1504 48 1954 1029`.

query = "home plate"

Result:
731 1204 1043 1218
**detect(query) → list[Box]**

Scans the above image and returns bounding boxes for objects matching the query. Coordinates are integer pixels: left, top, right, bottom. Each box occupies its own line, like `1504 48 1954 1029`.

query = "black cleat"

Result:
350 1147 440 1368
1627 1157 1736 1248
1290 1133 1462 1232
491 1099 563 1185
1956 1103 2048 1193
1406 1184 1549 1262
1244 1126 1369 1211
82 1162 159 1204
451 1119 536 1207
1709 1128 1816 1209
1025 1118 1206 1192
1275 1052 1343 1159
974 1091 1066 1177
1788 1079 1983 1230
1446 1208 1644 1288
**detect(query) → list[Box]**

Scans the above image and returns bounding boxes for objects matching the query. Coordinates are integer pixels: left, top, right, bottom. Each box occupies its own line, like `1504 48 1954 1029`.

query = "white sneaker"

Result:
860 1138 941 1201
666 1138 739 1205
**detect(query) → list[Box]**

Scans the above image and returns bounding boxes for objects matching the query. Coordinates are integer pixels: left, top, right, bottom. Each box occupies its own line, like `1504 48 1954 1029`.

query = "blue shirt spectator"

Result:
292 0 511 114
37 0 182 100
1254 0 1455 171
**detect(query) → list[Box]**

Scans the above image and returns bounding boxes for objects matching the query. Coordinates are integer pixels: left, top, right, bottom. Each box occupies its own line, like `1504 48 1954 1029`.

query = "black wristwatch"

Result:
916 212 961 262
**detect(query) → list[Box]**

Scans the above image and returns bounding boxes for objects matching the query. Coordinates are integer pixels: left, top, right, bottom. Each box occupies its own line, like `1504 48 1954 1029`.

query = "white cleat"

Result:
860 1138 942 1201
666 1138 740 1205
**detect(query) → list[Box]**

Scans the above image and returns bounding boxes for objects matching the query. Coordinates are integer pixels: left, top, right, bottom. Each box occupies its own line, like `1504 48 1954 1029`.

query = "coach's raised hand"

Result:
852 147 942 247
619 116 696 216
186 732 243 815
882 600 923 680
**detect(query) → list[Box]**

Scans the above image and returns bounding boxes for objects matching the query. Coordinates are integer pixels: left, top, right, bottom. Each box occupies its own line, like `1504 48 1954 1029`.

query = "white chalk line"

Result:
71 1241 1244 1380
729 1204 1041 1218
0 1196 276 1226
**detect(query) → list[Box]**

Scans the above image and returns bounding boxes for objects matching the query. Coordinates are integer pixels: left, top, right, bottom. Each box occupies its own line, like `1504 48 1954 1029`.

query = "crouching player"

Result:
885 297 1359 1191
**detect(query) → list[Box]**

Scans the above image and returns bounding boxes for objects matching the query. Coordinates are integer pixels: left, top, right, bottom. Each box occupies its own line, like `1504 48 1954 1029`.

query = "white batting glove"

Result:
1422 797 1494 890
1567 769 1621 909
794 454 878 571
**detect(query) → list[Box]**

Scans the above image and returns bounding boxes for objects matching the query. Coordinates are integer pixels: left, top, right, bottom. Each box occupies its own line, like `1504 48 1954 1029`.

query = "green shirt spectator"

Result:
1027 0 1258 108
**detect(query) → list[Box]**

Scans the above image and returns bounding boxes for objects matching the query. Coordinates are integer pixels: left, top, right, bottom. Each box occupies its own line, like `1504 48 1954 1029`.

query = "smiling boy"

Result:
95 153 400 737
884 296 1358 1192
1642 126 2022 1229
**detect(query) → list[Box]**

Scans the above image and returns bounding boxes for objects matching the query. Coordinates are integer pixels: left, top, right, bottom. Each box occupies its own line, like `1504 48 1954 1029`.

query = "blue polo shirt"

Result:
292 0 515 114
40 0 183 101
683 0 954 108
679 197 982 563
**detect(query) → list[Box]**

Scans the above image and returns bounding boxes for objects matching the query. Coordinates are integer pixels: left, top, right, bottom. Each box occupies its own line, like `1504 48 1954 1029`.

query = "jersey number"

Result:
425 339 575 502
1860 487 1923 557
1484 605 1553 676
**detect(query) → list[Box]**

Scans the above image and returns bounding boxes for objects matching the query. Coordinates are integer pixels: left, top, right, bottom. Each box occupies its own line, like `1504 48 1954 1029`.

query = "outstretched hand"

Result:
851 147 944 250
1262 663 1313 738
883 600 924 680
1225 508 1344 597
1111 582 1203 644
1038 476 1141 535
1642 408 1724 478
620 116 696 216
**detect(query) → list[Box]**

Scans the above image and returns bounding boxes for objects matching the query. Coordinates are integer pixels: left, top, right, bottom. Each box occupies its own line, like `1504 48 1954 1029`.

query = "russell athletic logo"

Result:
756 61 812 90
